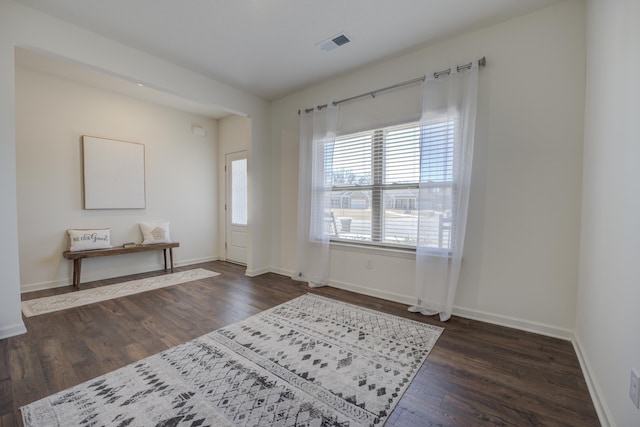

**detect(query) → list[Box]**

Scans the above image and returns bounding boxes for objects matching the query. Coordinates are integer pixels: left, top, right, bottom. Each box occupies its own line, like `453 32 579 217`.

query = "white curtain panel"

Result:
292 104 339 287
409 64 479 321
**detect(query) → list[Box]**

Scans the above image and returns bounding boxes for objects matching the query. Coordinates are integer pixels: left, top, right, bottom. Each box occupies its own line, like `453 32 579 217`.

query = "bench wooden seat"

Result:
63 242 179 288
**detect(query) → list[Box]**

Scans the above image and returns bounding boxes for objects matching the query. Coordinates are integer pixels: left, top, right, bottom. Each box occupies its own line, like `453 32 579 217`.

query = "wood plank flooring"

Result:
2 261 600 426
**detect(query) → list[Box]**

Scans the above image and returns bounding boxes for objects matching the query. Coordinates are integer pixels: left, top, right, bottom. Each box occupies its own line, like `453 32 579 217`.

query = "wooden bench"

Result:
63 242 179 289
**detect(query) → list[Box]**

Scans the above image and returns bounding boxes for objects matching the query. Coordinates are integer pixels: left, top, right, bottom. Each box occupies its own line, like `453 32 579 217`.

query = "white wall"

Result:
271 0 586 337
0 0 270 338
576 0 640 425
16 67 219 290
0 14 25 340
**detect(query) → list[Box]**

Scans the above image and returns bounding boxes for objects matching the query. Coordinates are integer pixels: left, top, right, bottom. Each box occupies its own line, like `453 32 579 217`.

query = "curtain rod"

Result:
299 56 486 115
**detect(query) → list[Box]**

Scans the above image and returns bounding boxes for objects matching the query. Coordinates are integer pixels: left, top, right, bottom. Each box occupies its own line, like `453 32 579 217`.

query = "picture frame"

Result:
82 135 146 209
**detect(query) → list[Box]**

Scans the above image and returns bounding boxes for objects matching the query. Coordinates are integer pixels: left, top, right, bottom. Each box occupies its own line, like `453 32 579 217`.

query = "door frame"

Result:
225 150 248 265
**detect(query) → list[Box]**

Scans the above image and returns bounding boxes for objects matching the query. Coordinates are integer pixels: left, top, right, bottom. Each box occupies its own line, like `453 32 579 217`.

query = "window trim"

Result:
329 238 416 258
327 119 456 253
328 239 453 260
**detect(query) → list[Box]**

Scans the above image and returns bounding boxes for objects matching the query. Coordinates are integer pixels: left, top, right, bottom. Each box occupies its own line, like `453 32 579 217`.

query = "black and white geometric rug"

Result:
21 293 443 426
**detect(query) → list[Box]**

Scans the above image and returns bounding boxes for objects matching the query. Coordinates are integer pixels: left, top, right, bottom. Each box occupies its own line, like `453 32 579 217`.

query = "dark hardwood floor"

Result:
2 261 600 426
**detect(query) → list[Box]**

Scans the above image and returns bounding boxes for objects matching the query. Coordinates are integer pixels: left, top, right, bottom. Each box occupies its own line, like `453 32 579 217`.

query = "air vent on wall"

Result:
317 32 351 52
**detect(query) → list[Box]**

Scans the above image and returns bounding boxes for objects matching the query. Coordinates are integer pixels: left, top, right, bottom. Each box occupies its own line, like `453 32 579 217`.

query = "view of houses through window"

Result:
326 119 455 250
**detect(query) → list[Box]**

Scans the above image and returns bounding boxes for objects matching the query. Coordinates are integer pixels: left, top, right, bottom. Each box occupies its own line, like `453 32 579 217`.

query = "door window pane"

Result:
231 158 247 225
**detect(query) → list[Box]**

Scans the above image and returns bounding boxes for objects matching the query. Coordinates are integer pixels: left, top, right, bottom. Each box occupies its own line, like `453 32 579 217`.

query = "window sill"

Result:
329 240 453 260
329 240 416 259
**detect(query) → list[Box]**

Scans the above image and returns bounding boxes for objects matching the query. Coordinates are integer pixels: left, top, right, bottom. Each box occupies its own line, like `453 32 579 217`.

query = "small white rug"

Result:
21 268 220 317
21 293 443 426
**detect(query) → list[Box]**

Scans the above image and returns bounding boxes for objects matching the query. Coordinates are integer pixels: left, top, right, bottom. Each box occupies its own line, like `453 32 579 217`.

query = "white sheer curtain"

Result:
409 64 479 321
292 104 339 287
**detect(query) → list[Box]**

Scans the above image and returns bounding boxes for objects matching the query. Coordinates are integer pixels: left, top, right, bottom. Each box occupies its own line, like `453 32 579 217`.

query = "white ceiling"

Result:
16 0 562 115
15 48 233 119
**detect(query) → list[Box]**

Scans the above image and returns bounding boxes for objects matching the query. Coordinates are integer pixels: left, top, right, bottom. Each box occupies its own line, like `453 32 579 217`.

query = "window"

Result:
231 158 248 226
327 119 455 250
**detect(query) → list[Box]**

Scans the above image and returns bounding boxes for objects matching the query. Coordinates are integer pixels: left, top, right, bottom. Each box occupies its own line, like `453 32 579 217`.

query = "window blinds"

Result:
327 119 456 249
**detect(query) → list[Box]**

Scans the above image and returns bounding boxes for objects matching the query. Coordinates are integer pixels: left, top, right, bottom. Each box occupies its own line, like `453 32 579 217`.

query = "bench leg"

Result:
169 248 175 273
73 258 82 289
163 249 168 271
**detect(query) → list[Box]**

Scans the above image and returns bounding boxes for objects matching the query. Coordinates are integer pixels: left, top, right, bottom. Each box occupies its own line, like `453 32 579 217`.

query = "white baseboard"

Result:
572 334 613 427
327 278 415 306
270 267 573 340
0 322 27 340
270 268 413 305
20 256 220 294
451 306 574 341
269 267 295 278
26 259 575 342
21 277 76 293
245 266 270 277
175 256 219 267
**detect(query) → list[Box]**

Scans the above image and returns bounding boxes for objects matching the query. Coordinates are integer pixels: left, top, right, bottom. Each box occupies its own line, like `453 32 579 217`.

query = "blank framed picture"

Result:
82 135 146 209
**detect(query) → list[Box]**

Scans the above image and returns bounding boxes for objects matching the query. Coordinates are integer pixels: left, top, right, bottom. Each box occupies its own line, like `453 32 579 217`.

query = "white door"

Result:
225 151 248 265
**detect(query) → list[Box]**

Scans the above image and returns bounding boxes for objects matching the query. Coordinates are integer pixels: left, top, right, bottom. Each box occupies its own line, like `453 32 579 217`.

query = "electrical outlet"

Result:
630 368 640 409
365 259 373 270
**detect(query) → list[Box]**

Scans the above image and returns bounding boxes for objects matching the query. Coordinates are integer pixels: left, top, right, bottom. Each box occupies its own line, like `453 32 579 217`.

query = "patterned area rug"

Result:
21 293 443 426
21 268 219 317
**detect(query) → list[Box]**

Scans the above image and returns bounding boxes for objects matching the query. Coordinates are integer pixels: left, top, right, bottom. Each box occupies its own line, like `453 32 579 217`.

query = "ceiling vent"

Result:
317 32 351 52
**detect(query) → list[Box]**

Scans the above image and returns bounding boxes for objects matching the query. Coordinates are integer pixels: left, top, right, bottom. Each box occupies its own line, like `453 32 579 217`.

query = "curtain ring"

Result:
434 68 451 79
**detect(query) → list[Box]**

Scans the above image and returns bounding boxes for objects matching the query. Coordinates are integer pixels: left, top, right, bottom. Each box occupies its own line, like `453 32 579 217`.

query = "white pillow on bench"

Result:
68 228 112 252
139 222 171 245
